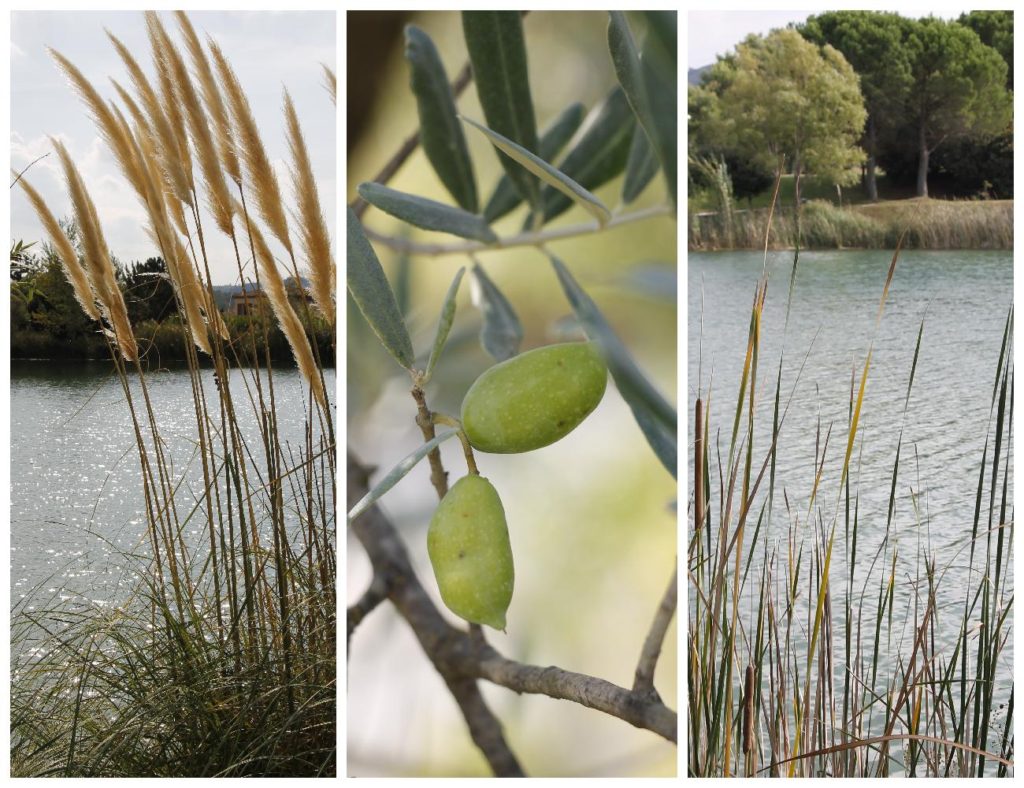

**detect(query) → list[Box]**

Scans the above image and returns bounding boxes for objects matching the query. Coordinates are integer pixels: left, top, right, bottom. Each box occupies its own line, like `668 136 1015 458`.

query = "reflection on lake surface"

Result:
11 362 336 611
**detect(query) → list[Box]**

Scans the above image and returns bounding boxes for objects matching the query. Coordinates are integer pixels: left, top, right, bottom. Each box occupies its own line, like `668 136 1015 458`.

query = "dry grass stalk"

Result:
51 139 137 361
284 90 335 326
242 201 326 409
212 42 294 256
174 11 241 186
145 12 195 197
15 175 100 321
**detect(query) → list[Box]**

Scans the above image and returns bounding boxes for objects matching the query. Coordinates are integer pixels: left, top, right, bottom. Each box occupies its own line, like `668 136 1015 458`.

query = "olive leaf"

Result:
358 182 497 243
462 116 611 227
423 266 466 383
484 101 585 223
346 207 415 370
462 11 541 210
347 430 460 522
471 262 523 362
533 87 634 228
405 25 478 212
549 253 677 477
622 122 659 203
607 11 677 206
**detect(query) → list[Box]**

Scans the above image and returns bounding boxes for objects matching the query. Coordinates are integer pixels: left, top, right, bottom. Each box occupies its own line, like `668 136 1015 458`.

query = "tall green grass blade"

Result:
347 207 415 369
405 25 478 212
357 182 497 243
462 116 612 226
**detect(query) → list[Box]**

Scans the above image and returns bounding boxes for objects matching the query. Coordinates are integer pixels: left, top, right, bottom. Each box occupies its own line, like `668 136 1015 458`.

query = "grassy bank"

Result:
688 198 1013 250
688 238 1014 776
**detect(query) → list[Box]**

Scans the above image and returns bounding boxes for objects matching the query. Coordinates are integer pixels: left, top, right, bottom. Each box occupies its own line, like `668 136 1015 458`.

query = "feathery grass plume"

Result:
48 48 146 197
284 90 334 326
106 30 194 210
321 63 336 105
51 139 137 362
175 11 241 186
131 122 214 354
110 80 151 137
213 42 294 256
241 202 326 409
14 175 100 321
156 11 233 235
145 12 195 197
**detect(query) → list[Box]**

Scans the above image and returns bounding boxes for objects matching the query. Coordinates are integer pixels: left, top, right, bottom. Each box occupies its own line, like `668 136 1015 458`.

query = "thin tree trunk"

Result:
916 124 929 198
865 117 878 202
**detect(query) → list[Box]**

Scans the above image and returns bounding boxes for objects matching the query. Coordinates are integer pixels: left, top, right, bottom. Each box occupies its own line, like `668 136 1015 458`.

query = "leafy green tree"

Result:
712 28 866 211
958 10 1013 89
800 11 912 201
899 17 1010 197
123 257 177 324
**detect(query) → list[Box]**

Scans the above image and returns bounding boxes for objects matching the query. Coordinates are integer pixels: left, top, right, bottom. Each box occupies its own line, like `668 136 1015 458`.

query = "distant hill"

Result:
211 277 312 310
688 65 710 86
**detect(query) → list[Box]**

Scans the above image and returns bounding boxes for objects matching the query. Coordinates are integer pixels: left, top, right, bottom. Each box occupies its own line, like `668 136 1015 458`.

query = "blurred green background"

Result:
347 11 677 777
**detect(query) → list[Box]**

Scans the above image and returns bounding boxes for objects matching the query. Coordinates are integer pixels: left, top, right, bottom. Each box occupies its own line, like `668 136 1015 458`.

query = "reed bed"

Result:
689 198 1013 251
11 11 336 777
688 215 1014 776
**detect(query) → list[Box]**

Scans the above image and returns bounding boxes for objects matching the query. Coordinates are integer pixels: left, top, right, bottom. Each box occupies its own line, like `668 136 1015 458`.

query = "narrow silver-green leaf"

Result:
534 87 634 227
462 11 541 209
484 101 585 223
463 116 611 227
347 430 459 522
471 262 523 362
358 182 497 243
549 253 676 477
405 25 478 212
346 207 415 369
424 266 466 383
622 122 659 203
607 11 677 205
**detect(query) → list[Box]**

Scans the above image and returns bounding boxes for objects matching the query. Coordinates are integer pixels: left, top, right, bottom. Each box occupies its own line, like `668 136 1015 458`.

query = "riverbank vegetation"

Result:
10 12 335 776
689 10 1013 251
688 180 1014 775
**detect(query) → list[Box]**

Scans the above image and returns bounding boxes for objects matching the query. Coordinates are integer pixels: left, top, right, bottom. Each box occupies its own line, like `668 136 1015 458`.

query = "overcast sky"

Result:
11 10 336 285
688 9 975 69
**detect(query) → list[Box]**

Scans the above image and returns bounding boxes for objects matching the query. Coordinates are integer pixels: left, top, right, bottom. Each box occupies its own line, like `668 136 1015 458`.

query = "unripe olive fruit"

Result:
461 341 608 453
427 474 514 630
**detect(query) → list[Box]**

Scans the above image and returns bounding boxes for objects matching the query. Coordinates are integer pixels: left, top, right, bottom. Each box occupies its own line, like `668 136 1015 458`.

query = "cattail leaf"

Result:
471 262 523 362
462 11 540 209
607 11 677 205
462 116 611 227
347 207 415 369
533 87 634 227
484 101 585 223
405 25 478 213
348 430 459 522
622 122 659 203
424 266 466 383
358 182 497 243
549 253 676 477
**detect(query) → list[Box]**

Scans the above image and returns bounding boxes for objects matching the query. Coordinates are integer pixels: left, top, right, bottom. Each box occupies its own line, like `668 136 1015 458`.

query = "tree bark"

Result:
916 123 929 198
865 116 878 202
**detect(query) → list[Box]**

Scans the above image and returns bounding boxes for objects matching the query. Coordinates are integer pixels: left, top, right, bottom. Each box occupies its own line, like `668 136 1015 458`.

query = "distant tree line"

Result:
11 222 333 365
690 11 1013 204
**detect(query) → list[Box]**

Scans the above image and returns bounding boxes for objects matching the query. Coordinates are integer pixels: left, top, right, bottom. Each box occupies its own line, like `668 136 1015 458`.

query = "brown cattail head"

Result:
743 664 755 754
15 175 101 321
283 90 334 327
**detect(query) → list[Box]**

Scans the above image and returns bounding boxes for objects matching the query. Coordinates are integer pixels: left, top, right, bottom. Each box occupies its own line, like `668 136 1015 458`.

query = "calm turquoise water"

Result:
10 363 335 611
688 249 1013 765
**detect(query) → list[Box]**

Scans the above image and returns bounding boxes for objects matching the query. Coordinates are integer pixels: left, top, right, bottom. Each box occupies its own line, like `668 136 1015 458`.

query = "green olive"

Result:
461 341 608 453
427 474 514 630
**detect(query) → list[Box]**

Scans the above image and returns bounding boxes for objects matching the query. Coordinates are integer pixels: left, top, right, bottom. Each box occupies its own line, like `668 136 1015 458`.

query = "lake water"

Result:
688 249 1013 764
10 363 336 613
